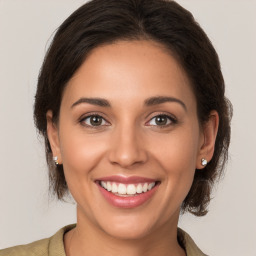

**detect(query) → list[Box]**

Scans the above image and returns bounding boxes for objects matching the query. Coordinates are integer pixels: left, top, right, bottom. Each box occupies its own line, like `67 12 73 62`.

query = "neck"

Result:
64 207 186 256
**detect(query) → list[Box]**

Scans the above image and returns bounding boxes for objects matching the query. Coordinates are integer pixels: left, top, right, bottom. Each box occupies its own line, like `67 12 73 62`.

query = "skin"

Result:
47 40 219 256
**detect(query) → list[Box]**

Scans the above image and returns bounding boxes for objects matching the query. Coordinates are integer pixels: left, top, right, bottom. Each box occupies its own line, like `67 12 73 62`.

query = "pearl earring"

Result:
201 158 207 167
53 156 59 165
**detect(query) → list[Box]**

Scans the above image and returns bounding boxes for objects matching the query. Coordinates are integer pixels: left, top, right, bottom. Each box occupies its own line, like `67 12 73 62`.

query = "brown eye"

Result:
81 115 107 127
155 116 168 125
90 116 103 126
148 114 176 127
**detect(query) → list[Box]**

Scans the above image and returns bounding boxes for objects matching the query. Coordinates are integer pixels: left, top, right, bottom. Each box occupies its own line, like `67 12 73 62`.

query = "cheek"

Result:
58 119 108 183
60 135 106 173
58 128 109 208
150 127 200 199
153 126 199 170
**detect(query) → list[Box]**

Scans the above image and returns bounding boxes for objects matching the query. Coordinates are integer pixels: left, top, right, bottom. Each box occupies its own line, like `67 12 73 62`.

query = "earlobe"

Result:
46 110 62 165
197 110 219 169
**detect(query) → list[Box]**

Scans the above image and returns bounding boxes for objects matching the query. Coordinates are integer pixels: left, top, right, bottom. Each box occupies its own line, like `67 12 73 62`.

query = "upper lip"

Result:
96 175 157 184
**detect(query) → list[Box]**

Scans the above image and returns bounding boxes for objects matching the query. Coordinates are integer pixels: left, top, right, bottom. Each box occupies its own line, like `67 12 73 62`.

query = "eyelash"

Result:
79 112 177 129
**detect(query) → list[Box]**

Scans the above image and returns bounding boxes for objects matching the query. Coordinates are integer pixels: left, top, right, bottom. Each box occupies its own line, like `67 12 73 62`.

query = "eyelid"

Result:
79 112 110 128
146 113 177 127
79 111 177 129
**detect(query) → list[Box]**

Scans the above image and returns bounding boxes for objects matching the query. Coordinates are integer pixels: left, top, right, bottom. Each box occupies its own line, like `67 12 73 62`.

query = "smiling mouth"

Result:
98 181 159 197
95 176 160 208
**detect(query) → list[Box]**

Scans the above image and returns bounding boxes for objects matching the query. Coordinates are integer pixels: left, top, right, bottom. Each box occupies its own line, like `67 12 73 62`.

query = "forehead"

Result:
62 40 196 110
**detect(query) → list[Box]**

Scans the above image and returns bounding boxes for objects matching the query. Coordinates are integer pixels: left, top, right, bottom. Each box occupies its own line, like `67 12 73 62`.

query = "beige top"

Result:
0 224 207 256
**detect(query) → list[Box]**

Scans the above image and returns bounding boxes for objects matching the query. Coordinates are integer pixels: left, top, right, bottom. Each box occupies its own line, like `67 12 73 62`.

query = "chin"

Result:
95 211 163 241
102 222 154 240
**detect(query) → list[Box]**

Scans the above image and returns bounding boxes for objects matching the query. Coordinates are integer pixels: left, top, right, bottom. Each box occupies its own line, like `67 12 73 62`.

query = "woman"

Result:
0 0 232 255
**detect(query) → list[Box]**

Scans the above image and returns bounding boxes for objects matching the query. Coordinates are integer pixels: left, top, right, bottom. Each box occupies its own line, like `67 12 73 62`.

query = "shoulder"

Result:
0 238 49 256
178 228 208 256
0 224 76 256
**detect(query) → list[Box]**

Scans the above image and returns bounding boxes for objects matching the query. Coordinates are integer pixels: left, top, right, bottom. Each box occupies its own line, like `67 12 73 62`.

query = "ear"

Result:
46 110 62 165
196 110 219 169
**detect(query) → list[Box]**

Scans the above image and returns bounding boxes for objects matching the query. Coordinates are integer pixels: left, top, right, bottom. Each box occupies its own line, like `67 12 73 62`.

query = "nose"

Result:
108 125 148 168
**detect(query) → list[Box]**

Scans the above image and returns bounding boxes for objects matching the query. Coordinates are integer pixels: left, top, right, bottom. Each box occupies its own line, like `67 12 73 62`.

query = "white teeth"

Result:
102 181 107 189
100 181 156 195
107 181 112 191
148 182 155 190
136 183 143 194
118 183 127 194
127 184 136 195
142 183 148 192
112 182 118 193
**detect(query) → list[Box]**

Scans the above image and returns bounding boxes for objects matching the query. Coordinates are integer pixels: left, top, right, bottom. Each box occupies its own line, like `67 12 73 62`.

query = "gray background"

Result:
0 0 255 255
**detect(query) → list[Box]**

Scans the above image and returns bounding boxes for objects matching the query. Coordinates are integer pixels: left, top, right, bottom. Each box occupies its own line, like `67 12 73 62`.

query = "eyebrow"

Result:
144 96 187 111
71 96 187 111
71 97 111 108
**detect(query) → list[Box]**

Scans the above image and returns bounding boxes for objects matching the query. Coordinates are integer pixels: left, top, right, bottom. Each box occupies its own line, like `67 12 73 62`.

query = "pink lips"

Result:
96 175 160 208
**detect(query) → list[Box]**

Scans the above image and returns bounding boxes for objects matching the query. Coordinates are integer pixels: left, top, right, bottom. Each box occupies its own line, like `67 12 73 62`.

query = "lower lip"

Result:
97 183 159 208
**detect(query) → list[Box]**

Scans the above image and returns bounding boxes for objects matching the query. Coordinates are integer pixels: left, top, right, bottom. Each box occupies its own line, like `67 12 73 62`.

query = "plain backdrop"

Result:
0 0 255 255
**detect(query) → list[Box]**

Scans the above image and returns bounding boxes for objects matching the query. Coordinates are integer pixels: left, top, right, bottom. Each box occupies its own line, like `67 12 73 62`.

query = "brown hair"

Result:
34 0 232 216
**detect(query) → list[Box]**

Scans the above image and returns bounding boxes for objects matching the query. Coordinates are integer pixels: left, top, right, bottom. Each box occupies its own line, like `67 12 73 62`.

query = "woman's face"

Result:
48 40 207 239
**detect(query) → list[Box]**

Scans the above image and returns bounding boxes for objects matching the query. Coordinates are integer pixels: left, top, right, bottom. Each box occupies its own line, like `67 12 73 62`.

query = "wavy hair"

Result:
34 0 232 216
